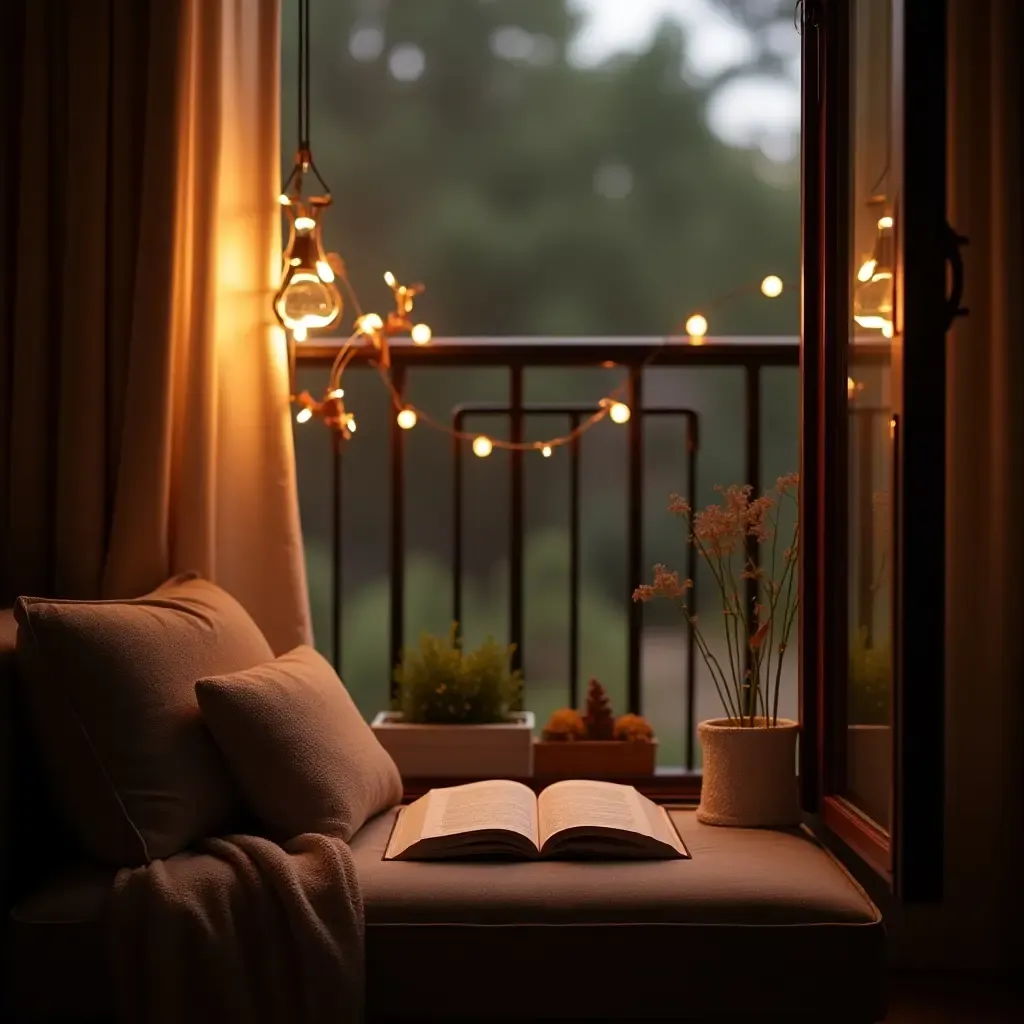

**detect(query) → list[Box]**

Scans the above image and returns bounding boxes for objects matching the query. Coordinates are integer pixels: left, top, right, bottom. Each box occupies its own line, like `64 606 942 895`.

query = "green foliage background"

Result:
288 0 802 764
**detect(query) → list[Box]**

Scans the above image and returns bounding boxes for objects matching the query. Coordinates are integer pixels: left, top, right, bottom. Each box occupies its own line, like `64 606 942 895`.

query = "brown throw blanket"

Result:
110 832 364 1023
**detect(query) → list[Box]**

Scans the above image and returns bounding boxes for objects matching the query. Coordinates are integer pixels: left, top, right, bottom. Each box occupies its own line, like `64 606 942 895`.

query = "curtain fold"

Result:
0 0 311 654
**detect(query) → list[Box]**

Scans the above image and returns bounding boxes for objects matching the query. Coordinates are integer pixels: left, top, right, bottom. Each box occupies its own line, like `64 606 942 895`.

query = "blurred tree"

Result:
285 0 802 734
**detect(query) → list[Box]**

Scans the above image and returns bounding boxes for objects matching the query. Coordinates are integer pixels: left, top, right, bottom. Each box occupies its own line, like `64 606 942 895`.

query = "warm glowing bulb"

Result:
347 418 357 434
294 216 316 232
541 445 553 458
397 408 417 430
609 402 631 424
685 314 708 338
357 313 384 334
857 258 877 283
328 388 344 399
411 323 432 345
278 193 291 206
473 436 493 458
317 260 335 283
384 271 396 287
293 324 308 342
882 320 894 338
878 216 894 229
760 275 783 298
296 407 313 424
847 376 856 400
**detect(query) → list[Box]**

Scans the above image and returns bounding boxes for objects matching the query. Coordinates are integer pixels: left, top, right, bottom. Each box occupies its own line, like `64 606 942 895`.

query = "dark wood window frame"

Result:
800 0 947 902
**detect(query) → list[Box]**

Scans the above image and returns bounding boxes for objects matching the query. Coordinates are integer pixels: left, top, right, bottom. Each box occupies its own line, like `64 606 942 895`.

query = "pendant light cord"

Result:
287 0 330 196
298 0 310 149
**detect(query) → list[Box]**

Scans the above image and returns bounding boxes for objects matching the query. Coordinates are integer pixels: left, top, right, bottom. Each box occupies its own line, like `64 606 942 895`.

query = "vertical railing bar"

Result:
331 431 343 676
389 364 406 700
452 410 464 628
744 363 762 717
627 366 644 715
685 411 700 771
568 411 581 709
509 367 524 675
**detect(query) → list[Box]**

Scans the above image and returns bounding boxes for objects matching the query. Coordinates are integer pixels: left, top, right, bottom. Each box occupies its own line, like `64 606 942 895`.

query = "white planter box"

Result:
371 711 535 778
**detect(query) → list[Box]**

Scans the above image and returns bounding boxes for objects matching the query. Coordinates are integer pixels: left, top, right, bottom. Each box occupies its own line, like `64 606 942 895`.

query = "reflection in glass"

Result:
846 0 894 828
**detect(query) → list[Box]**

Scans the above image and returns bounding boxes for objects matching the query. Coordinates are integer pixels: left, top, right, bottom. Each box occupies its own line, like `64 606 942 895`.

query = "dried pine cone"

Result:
542 708 587 741
614 713 655 743
584 678 615 740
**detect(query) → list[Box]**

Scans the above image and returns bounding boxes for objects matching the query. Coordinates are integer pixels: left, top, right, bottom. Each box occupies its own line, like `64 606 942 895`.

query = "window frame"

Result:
800 0 948 902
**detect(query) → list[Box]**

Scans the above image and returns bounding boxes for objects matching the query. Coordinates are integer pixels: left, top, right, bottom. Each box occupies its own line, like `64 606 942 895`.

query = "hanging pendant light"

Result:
274 0 342 343
853 214 894 337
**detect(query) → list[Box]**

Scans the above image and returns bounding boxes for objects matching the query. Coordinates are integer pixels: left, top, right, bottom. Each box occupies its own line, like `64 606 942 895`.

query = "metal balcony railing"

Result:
296 335 808 773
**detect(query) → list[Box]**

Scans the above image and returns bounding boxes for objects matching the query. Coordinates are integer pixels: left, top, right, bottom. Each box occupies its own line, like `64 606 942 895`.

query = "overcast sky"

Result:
568 0 801 162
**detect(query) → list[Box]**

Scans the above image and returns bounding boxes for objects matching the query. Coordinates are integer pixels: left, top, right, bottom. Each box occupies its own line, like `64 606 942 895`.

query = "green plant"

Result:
634 474 800 728
848 627 891 726
392 623 523 724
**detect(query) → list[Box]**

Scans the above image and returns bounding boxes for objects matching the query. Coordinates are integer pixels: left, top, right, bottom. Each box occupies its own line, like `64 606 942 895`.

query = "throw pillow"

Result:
15 574 275 865
196 645 402 842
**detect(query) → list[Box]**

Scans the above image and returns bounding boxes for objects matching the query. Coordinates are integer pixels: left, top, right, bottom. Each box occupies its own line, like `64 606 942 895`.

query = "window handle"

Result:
943 221 969 329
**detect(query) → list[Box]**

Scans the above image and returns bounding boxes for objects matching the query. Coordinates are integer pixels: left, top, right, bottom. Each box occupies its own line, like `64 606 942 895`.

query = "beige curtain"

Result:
0 0 311 654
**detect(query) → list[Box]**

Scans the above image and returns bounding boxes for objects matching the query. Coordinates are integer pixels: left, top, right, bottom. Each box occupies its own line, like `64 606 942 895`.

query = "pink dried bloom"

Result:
746 494 776 542
633 564 692 603
776 472 799 493
668 494 692 516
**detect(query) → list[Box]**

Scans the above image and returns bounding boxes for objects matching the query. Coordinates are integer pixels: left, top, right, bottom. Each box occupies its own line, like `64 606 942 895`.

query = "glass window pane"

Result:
845 0 894 828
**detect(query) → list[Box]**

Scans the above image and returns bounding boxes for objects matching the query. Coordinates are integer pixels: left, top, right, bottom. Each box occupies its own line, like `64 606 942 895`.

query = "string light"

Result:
288 265 787 457
608 401 631 424
685 314 708 340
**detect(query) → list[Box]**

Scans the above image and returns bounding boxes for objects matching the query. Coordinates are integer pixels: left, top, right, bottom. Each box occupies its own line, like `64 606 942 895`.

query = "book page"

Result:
419 780 539 845
537 780 655 845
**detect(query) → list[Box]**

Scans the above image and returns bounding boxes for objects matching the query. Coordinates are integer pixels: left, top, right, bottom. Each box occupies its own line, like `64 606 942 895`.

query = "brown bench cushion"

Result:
355 807 885 1021
7 809 885 1022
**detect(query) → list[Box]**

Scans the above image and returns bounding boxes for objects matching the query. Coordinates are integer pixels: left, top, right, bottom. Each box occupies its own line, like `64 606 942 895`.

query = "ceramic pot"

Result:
696 717 801 827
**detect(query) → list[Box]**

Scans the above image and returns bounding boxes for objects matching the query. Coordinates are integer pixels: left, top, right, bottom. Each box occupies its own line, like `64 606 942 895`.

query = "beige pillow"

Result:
15 574 275 865
195 645 402 842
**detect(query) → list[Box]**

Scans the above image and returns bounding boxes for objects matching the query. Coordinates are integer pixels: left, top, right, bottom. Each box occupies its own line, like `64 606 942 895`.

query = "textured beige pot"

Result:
696 718 801 827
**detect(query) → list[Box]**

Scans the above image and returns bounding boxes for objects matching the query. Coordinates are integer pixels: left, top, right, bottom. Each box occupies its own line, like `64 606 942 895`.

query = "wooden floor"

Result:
885 972 1021 1023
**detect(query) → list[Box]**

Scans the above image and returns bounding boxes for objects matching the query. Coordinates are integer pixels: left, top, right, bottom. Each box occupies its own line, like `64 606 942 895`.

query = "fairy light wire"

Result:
291 271 786 452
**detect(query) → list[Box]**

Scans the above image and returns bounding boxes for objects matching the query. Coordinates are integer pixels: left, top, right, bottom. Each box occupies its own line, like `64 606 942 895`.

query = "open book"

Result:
384 779 690 861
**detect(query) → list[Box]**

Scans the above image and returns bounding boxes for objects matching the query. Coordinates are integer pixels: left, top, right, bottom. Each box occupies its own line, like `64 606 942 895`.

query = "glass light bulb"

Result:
278 193 291 206
760 275 783 298
541 445 553 458
878 216 894 229
397 408 417 430
473 436 493 458
296 407 313 423
328 388 344 399
857 259 877 283
384 271 396 287
411 323 432 345
274 202 343 335
609 402 631 424
685 314 708 338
